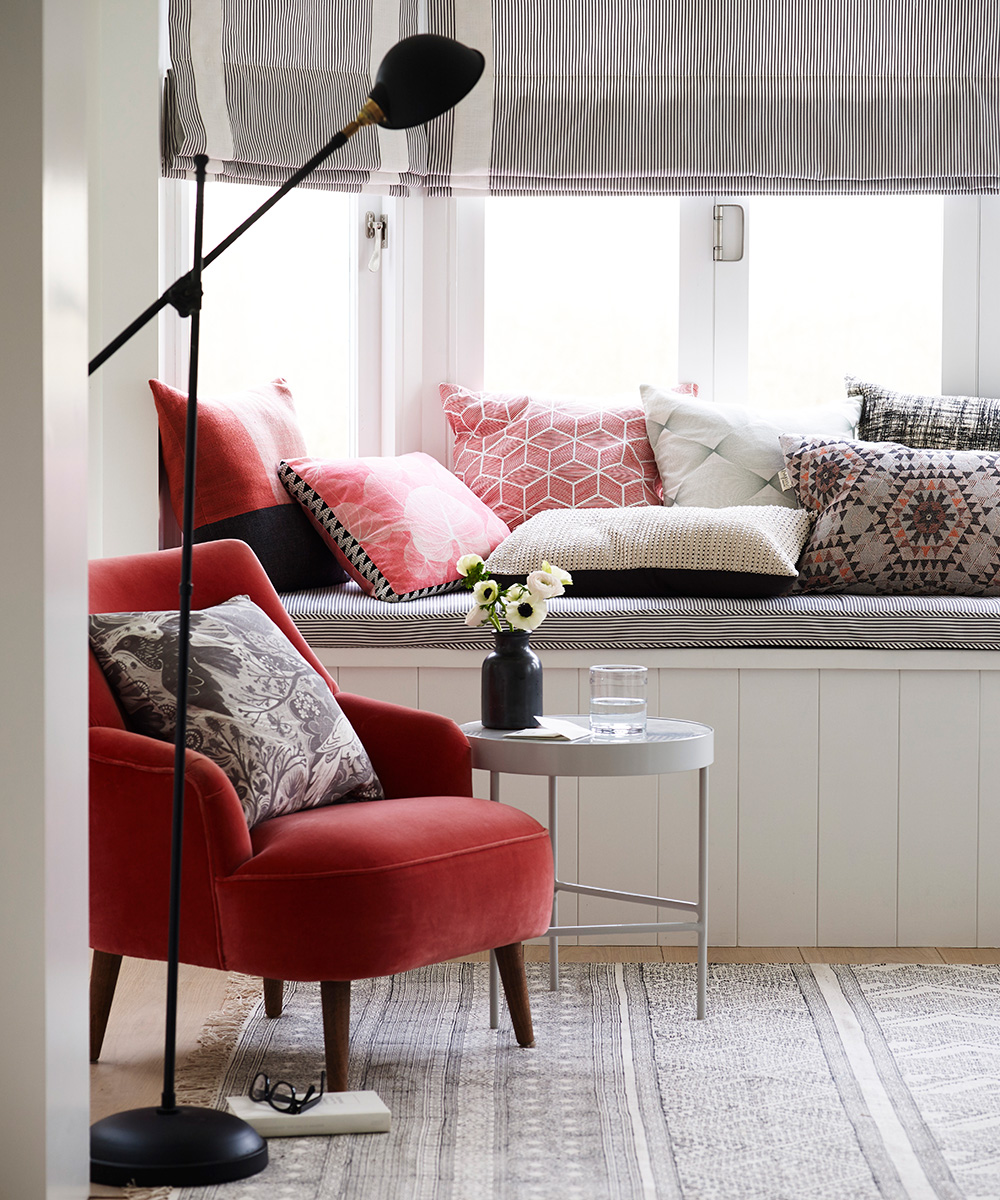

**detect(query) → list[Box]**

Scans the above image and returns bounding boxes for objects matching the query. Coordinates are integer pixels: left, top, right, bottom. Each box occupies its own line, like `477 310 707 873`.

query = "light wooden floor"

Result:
91 946 1000 1128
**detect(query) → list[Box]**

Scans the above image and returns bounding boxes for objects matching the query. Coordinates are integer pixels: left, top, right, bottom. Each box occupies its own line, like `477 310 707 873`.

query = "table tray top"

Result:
461 715 713 777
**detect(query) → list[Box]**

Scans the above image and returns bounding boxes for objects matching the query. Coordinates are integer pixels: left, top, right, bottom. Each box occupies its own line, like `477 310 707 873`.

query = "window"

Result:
484 196 681 397
478 195 949 418
187 182 356 457
746 197 944 408
162 189 996 464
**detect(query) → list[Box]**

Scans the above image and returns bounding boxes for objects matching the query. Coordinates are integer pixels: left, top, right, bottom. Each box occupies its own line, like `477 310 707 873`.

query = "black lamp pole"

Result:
88 33 484 1188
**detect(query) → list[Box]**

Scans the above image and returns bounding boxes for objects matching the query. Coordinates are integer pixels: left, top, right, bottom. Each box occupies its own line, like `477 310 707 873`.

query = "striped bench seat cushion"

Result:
279 583 1000 652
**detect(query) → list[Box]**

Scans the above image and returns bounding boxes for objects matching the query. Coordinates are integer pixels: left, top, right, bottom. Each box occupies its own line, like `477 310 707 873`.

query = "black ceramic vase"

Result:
481 630 542 729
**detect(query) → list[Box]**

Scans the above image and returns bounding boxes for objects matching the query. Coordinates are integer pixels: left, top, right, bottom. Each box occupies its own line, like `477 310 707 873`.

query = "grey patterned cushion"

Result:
781 435 1000 595
485 505 814 598
89 596 383 827
641 384 861 508
849 377 1000 451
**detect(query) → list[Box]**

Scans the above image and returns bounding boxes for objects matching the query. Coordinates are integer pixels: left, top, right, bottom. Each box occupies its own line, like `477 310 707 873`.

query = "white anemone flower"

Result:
505 593 548 631
473 579 500 606
542 561 573 587
464 604 491 627
525 568 565 600
456 553 485 577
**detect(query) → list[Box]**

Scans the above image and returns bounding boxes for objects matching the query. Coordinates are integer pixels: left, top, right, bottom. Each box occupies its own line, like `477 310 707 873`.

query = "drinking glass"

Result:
589 664 647 738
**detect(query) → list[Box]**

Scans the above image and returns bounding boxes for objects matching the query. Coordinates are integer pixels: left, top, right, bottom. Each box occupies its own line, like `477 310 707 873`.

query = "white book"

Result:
227 1090 391 1137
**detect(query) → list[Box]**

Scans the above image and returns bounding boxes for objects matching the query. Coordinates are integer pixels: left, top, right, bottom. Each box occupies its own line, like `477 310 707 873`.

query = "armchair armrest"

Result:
89 727 253 968
334 693 473 799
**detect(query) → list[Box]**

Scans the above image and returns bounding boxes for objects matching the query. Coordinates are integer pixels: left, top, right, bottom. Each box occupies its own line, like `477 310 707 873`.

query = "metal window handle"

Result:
713 204 744 262
366 211 387 272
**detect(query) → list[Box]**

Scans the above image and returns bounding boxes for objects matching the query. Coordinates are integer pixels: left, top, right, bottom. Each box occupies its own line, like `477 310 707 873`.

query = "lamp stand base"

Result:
90 1105 268 1187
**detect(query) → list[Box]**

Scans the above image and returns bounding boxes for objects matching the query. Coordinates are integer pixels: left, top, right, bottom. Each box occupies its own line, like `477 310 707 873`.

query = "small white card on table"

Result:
503 717 589 741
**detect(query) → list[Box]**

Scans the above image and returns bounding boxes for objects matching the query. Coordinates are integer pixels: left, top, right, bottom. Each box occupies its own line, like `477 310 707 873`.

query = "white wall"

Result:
87 0 162 557
0 1 91 1195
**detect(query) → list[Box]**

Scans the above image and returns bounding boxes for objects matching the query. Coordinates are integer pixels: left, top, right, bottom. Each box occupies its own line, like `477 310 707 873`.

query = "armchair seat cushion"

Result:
216 796 554 981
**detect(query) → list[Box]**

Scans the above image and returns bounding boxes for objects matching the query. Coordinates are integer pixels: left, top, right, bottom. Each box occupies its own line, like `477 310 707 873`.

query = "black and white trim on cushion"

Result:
277 461 465 604
279 583 1000 653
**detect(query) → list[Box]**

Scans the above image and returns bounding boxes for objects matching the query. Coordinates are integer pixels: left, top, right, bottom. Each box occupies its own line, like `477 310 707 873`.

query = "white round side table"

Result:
461 715 713 1024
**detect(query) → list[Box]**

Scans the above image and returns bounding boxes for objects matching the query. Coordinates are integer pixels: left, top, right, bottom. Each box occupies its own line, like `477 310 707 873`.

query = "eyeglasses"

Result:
249 1069 326 1115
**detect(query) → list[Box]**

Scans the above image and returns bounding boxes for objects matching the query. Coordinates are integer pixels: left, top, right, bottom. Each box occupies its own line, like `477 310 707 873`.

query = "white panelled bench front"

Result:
280 583 1000 949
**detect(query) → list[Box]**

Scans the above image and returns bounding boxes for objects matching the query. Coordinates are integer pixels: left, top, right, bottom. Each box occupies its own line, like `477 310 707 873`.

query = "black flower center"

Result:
517 601 533 618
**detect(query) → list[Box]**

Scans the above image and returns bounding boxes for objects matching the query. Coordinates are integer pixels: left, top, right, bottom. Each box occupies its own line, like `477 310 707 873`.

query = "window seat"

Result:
280 582 1000 652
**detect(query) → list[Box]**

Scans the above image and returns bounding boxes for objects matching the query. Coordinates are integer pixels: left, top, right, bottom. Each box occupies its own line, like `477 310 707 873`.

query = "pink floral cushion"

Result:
781 435 1000 595
278 453 511 602
440 384 673 529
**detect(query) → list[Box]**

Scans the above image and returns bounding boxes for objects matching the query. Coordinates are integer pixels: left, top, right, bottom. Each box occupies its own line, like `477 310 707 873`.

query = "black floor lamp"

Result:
88 33 484 1188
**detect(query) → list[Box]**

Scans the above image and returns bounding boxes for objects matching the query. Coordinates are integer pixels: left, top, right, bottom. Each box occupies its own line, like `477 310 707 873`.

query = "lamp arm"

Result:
87 98 384 377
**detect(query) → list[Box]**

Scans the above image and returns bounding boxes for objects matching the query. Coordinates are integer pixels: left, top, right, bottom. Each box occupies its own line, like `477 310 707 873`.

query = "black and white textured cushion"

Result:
642 384 861 508
88 596 383 828
850 377 1000 451
484 505 814 597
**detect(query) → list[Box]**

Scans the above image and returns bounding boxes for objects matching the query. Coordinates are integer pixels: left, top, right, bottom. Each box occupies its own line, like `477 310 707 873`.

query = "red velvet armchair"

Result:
88 539 554 1088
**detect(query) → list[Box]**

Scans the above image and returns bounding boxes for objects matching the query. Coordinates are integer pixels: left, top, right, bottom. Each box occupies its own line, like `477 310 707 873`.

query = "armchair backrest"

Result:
88 538 338 728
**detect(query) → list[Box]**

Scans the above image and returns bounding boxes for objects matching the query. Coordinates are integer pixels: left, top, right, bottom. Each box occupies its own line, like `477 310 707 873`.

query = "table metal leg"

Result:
549 775 559 991
697 765 709 1019
489 770 501 1030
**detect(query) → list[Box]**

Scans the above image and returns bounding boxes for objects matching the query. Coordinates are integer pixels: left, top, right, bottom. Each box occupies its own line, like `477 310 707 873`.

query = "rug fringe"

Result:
175 972 263 1109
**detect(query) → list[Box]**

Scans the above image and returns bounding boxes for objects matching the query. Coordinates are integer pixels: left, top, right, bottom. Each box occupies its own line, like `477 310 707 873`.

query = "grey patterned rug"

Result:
171 961 1000 1200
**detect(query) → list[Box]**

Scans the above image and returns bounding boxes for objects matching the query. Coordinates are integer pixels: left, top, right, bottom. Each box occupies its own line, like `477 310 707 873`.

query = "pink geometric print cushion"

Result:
278 452 511 602
439 384 677 528
780 435 1000 595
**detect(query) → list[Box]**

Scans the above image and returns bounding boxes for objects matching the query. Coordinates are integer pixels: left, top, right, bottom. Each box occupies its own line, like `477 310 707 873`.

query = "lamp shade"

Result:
369 34 485 130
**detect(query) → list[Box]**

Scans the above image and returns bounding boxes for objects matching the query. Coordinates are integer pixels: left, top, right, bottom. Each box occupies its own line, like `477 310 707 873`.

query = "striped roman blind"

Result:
165 0 423 193
165 0 1000 196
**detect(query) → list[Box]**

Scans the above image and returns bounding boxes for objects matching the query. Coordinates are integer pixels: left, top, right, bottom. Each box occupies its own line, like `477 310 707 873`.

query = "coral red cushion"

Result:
150 378 345 592
215 795 555 979
439 383 664 528
278 452 511 601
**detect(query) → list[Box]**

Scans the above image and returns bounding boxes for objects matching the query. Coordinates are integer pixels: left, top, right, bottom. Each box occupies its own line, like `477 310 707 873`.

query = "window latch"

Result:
366 211 388 272
713 204 744 262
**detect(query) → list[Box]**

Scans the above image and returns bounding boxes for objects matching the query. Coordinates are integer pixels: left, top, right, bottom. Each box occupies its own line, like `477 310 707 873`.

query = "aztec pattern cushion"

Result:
850 377 1000 451
642 384 861 509
440 383 665 528
485 505 813 597
88 595 383 828
278 452 511 602
150 378 346 592
780 435 1000 595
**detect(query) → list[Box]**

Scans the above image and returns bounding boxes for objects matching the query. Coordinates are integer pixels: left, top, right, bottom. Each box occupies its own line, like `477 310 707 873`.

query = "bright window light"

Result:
747 196 944 408
190 181 354 457
484 196 680 399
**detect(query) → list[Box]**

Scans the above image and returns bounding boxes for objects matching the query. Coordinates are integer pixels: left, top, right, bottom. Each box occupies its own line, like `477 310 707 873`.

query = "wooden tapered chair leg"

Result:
263 977 284 1017
320 980 351 1091
494 942 535 1047
90 950 123 1062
